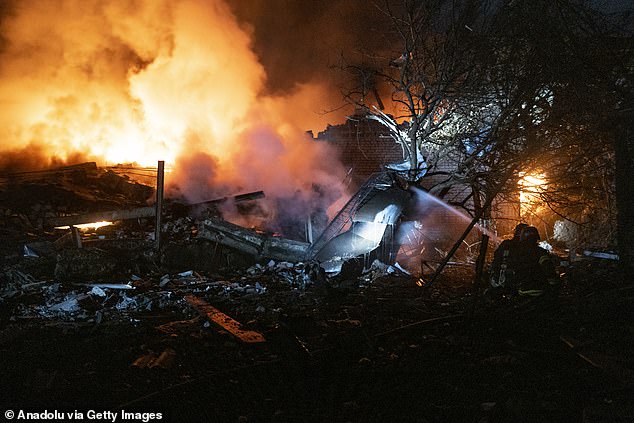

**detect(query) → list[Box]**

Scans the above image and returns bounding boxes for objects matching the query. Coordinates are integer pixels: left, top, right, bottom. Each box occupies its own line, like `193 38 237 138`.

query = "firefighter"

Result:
515 226 559 297
488 223 528 293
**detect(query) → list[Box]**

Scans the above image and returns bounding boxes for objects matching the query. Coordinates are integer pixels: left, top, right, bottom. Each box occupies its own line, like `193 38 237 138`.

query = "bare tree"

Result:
340 0 631 269
338 0 490 183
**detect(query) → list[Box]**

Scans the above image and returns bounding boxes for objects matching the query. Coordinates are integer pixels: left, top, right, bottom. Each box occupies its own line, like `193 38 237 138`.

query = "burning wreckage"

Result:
200 171 412 275
0 163 425 330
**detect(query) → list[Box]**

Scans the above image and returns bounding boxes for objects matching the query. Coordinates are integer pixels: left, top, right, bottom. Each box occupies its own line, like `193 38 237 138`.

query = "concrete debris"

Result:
33 290 90 318
172 270 206 286
4 274 179 321
159 274 171 287
5 269 38 285
0 167 421 329
361 259 411 284
2 254 399 323
245 260 324 288
54 248 121 281
23 246 39 258
221 281 266 295
1 286 18 299
163 217 196 239
115 294 138 311
89 286 107 297
48 296 82 313
2 263 303 323
1 269 54 301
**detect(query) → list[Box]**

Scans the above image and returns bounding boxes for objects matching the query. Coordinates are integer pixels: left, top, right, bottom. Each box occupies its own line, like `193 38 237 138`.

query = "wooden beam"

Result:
47 190 265 228
184 295 265 343
155 160 165 251
48 206 156 227
198 217 309 261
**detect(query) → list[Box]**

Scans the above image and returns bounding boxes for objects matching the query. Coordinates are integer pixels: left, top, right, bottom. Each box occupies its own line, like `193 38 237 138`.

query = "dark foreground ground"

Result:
1 260 632 423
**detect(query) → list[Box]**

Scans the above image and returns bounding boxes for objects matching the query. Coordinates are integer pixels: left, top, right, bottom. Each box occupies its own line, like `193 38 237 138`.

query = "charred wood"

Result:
198 218 309 262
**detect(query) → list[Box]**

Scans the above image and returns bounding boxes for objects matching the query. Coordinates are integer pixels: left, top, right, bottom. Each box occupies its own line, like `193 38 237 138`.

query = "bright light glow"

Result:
519 172 547 217
353 222 388 242
55 221 113 230
374 204 401 225
0 0 350 235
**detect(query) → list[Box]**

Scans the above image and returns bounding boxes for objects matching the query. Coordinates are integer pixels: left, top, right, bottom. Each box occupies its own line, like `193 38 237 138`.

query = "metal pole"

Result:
155 161 165 251
306 215 313 244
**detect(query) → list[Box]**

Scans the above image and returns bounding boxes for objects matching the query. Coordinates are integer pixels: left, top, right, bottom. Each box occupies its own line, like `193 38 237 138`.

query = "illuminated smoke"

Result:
0 0 348 232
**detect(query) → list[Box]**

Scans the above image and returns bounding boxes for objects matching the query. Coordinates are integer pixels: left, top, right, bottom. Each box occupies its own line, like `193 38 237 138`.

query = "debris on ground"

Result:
1 163 632 423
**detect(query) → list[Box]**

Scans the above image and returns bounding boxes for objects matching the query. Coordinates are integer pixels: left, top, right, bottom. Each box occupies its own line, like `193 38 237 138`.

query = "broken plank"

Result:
155 160 165 251
48 191 266 228
198 217 309 261
184 295 265 343
49 206 156 227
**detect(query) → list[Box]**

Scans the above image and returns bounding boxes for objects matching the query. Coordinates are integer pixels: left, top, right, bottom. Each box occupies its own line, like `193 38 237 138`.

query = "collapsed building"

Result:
0 113 626 423
0 113 501 283
200 171 412 275
0 107 538 301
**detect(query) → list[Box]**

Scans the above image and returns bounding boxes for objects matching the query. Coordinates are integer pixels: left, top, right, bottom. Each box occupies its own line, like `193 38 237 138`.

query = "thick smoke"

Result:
225 0 388 96
0 0 349 234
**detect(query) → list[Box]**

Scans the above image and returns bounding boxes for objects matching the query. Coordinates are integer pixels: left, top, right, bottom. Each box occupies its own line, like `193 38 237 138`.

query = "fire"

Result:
0 0 262 167
519 172 547 217
0 0 349 228
55 221 113 231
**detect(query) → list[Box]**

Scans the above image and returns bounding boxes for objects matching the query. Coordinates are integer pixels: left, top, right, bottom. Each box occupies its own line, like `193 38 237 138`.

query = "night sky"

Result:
226 0 633 95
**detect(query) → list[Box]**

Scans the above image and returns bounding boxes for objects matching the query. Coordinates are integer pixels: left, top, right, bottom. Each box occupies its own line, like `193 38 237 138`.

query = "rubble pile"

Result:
0 163 152 231
2 255 411 324
245 260 325 288
1 163 632 422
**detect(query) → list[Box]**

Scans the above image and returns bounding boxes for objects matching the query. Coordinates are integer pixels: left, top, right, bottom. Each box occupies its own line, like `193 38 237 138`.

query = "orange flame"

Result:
519 171 547 219
0 0 349 227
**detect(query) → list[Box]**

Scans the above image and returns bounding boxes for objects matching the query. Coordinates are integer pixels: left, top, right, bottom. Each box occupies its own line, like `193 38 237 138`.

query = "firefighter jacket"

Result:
490 240 557 296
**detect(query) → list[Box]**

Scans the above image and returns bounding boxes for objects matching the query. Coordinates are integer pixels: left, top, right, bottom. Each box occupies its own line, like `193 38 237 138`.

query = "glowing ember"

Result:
55 221 114 231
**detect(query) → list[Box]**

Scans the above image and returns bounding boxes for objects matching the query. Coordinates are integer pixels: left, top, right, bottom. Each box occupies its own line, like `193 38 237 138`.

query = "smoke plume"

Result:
0 0 350 233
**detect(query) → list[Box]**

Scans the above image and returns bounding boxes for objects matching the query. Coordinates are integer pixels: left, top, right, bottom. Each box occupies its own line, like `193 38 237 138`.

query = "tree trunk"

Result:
408 124 419 181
